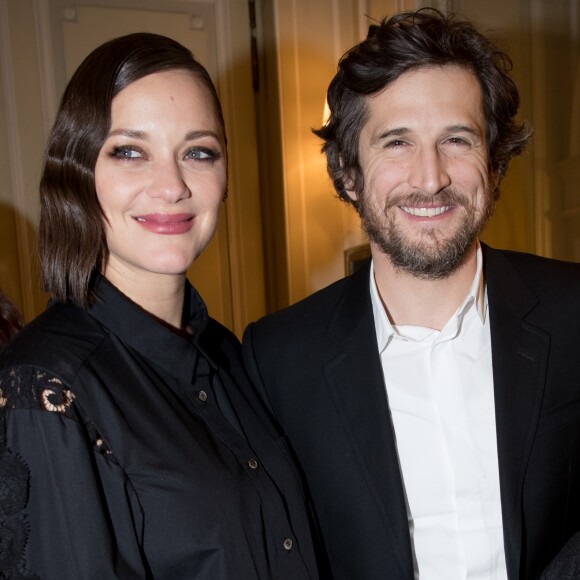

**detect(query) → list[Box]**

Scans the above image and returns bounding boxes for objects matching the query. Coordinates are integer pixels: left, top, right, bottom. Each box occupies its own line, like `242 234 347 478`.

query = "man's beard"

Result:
358 188 495 280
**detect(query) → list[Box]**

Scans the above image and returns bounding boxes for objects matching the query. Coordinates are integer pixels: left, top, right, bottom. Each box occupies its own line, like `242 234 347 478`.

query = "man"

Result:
243 8 580 580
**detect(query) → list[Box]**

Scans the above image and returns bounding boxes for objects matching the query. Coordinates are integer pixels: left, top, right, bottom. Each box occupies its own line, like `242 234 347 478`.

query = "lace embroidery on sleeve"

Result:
0 451 39 579
0 367 76 416
0 366 78 579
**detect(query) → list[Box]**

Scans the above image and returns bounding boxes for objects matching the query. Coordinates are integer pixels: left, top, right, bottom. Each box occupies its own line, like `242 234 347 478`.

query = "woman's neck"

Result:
102 263 185 329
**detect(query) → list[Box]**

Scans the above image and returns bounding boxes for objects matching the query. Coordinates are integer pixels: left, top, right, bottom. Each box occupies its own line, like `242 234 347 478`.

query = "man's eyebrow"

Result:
445 124 481 137
374 124 481 143
374 127 410 143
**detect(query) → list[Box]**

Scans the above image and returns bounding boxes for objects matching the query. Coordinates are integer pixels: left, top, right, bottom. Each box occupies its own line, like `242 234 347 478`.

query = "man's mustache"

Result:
384 188 470 210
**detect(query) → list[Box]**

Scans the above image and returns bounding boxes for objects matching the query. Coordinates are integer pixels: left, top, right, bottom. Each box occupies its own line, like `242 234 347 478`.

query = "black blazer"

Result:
243 245 580 579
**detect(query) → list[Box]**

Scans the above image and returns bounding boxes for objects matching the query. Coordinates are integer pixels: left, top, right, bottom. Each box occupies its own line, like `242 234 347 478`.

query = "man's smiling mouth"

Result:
400 206 452 217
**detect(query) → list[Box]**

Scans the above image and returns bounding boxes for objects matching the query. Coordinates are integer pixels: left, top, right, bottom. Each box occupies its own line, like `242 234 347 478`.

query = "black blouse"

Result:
0 278 319 579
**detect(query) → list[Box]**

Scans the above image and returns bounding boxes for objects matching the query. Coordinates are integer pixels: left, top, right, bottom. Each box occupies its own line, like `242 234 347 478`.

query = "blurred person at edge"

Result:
0 289 22 346
243 8 580 580
0 33 321 580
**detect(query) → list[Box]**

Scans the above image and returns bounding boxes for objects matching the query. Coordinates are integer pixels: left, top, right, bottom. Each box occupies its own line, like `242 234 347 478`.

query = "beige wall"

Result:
258 0 368 308
0 1 49 319
530 0 580 262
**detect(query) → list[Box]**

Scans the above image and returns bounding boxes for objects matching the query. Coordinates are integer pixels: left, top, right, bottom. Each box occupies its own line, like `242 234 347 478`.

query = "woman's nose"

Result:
148 159 189 202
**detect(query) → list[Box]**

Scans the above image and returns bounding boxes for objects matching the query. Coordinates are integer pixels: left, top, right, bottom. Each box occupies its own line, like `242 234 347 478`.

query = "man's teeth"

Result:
401 206 451 217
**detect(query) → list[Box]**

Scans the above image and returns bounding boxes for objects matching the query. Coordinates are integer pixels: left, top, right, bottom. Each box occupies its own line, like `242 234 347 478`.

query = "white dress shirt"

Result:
370 244 508 579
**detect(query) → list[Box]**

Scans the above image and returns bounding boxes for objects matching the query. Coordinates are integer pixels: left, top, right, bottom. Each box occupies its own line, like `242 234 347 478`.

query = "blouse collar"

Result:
87 276 216 384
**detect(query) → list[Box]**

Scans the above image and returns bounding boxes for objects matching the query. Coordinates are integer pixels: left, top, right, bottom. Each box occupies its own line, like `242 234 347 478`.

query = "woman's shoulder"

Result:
0 300 107 392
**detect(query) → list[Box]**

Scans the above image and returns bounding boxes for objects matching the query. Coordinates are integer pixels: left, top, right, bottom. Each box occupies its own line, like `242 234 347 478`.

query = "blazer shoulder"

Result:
489 248 580 297
249 263 370 340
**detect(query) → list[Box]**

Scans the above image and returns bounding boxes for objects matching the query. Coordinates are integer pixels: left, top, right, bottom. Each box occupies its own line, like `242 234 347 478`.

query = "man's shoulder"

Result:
485 246 580 293
251 264 369 337
489 246 580 271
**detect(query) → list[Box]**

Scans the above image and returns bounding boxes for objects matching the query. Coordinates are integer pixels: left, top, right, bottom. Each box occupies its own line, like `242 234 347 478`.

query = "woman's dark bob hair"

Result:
39 32 226 308
0 289 23 346
314 8 532 207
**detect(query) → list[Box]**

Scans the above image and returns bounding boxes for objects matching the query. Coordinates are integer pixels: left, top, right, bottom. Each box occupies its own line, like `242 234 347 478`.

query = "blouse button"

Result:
198 390 208 402
283 538 293 551
248 458 259 469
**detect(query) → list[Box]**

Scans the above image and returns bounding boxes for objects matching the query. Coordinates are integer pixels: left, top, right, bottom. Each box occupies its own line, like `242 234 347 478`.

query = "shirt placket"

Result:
191 355 308 577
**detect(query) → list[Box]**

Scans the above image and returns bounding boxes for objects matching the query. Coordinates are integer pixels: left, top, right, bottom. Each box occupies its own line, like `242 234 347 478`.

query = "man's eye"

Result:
446 137 469 146
386 140 407 148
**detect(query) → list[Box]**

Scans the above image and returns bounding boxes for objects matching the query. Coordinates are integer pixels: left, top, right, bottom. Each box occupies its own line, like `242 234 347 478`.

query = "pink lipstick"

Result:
133 213 194 234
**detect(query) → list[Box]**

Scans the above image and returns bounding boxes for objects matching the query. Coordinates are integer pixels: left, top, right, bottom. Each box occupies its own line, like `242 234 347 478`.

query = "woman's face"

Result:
94 70 226 287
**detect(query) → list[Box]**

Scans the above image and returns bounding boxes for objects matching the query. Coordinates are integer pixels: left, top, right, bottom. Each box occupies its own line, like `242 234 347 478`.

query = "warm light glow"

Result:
322 98 331 125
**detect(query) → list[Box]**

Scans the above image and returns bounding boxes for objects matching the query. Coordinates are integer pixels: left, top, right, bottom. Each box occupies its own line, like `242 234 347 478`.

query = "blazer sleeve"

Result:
242 322 279 417
0 367 147 580
540 532 580 579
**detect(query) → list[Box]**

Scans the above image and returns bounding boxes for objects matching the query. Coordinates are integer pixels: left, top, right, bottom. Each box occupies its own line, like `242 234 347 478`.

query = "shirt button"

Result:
248 458 259 469
283 538 293 551
198 390 208 402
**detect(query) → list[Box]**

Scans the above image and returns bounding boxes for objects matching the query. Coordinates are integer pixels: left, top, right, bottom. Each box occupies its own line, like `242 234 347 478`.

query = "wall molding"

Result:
213 0 243 333
530 0 553 257
33 0 59 138
0 0 37 319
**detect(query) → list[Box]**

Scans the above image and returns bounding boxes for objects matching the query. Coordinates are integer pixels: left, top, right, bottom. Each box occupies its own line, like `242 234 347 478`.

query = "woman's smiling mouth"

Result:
133 213 195 234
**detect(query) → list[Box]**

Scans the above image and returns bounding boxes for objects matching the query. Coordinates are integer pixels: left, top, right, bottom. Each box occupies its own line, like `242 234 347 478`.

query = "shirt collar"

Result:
87 276 217 384
370 241 487 351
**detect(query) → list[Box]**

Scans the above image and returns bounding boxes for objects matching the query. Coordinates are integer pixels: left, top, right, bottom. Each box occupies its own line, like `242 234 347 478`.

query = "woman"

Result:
0 33 319 579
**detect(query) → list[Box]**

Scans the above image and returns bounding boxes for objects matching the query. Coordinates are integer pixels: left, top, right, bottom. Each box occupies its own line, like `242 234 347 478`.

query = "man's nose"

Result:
407 147 451 195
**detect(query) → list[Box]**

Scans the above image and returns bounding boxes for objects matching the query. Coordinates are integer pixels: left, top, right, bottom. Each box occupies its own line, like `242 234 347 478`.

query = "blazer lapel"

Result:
321 263 414 577
484 246 551 579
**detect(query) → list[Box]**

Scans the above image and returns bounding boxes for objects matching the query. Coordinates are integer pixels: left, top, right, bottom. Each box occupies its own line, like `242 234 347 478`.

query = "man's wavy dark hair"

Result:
313 8 532 208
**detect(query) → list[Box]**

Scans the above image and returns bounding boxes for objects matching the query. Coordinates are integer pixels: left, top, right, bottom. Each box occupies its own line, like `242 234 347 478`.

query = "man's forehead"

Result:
360 65 486 136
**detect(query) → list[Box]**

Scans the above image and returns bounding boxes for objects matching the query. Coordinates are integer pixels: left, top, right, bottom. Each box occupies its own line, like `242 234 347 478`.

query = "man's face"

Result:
348 65 497 279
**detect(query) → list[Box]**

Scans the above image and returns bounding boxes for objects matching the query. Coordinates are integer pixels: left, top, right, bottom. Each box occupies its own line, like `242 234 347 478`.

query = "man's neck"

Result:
372 242 478 331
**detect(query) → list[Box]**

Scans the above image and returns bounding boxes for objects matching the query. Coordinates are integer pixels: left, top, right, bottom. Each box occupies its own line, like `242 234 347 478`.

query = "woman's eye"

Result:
109 146 143 159
185 147 219 161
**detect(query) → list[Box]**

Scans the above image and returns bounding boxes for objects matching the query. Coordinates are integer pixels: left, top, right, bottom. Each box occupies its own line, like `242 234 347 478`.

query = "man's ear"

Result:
342 164 358 202
489 170 501 197
344 186 358 203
